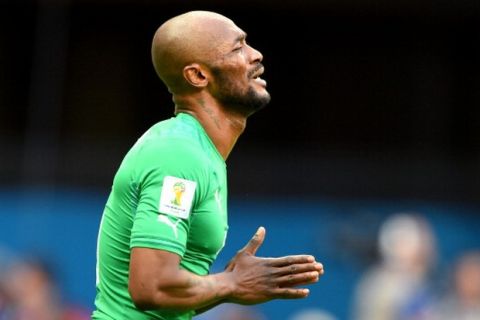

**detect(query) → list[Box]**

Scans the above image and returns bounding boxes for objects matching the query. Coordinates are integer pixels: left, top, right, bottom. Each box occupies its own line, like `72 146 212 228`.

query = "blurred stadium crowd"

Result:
0 255 90 320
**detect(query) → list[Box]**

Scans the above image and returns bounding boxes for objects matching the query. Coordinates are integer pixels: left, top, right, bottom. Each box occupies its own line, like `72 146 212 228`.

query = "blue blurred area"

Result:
0 189 479 320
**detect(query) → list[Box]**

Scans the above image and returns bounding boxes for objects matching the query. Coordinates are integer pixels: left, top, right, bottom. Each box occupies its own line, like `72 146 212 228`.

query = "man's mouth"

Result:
250 65 264 79
250 65 267 87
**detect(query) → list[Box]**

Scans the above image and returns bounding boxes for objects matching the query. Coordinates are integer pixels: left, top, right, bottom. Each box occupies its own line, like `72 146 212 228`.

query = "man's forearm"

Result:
135 269 233 311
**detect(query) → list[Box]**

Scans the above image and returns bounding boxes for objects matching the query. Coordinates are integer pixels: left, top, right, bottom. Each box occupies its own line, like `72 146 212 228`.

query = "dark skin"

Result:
130 227 323 311
129 11 324 313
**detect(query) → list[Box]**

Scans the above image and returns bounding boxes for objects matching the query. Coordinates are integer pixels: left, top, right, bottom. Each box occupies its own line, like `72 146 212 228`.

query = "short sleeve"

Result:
130 140 208 257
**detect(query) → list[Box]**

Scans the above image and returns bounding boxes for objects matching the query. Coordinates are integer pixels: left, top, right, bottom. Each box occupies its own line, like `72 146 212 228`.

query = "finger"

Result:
268 287 310 299
318 263 325 275
275 271 320 287
280 278 320 288
224 258 234 271
274 263 323 276
241 226 265 256
264 255 316 267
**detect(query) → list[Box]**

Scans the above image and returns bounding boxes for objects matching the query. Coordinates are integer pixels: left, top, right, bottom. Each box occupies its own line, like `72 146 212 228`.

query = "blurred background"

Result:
1 0 480 319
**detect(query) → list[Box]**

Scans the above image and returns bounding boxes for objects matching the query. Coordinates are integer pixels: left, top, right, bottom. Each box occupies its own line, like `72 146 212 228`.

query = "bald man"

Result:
92 11 323 320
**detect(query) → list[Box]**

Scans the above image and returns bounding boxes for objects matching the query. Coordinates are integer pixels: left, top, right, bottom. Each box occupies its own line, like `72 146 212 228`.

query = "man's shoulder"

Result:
118 115 216 178
138 115 204 149
159 113 204 137
127 123 208 168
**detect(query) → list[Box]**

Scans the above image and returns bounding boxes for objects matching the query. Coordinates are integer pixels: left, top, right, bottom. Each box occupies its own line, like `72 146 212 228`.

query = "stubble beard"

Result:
211 67 271 117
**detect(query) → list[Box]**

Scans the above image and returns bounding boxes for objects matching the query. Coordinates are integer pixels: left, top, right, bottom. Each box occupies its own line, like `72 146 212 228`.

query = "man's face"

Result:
208 22 271 116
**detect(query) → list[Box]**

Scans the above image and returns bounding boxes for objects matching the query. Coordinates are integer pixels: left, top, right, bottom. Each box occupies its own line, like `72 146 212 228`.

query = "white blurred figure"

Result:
289 308 337 320
428 250 480 320
351 213 437 320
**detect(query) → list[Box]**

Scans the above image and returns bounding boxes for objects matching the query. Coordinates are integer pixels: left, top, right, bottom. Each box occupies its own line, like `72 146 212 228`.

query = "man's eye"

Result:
233 46 242 51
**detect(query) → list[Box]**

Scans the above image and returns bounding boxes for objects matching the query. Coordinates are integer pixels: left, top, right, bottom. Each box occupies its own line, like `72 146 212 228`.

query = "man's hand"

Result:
224 226 324 305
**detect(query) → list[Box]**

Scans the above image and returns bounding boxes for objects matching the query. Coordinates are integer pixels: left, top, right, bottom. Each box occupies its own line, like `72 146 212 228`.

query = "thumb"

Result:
242 226 265 256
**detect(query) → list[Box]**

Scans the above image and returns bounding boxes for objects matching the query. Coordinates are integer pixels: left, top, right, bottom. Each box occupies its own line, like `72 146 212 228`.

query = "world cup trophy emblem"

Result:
171 181 186 206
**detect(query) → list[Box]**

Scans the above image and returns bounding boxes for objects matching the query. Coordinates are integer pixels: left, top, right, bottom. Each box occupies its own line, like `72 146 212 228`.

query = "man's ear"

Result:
183 64 209 88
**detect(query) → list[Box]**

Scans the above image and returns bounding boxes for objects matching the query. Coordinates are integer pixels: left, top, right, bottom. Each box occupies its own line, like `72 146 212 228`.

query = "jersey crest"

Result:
159 176 196 219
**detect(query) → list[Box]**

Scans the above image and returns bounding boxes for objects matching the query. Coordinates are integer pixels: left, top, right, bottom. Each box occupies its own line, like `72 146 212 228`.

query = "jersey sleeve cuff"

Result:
130 237 186 257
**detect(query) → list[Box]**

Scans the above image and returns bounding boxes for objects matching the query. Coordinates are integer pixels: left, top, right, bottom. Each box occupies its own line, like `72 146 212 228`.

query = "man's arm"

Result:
128 227 324 312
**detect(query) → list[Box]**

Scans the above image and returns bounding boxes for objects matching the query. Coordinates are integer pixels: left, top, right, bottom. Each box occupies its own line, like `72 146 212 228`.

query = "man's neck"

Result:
174 94 247 160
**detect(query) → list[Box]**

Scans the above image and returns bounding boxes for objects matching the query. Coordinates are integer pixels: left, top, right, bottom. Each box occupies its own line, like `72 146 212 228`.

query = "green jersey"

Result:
92 113 229 320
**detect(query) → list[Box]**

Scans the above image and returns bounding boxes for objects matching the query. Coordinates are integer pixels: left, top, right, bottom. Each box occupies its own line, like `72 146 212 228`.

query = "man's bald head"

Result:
151 11 238 94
